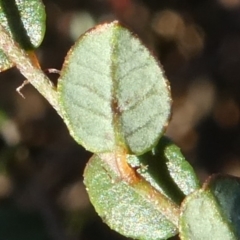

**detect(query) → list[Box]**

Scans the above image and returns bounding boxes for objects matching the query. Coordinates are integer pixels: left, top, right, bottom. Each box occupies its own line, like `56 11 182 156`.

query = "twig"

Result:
0 24 62 116
16 79 29 98
100 152 180 227
45 68 60 75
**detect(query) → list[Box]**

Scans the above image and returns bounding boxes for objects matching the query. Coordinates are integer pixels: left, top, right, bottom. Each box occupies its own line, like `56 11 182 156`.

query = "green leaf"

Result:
179 175 240 240
128 137 200 204
58 21 171 155
163 138 200 195
0 0 46 71
84 154 178 240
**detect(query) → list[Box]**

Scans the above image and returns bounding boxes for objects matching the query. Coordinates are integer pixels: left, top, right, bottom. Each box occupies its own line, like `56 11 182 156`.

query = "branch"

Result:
0 24 61 116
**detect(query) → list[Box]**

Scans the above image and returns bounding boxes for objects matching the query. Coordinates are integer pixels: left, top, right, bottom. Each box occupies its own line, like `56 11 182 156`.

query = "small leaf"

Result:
163 138 200 195
84 154 178 240
58 21 171 155
128 137 200 204
0 0 46 71
179 175 240 240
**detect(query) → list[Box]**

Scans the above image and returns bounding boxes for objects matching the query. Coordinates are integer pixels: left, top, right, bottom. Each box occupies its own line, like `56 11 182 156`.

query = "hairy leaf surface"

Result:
84 154 177 240
58 21 171 155
180 175 240 240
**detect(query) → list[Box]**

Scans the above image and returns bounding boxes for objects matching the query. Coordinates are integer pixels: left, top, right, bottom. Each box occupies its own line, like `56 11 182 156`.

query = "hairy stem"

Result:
100 152 180 227
0 24 61 115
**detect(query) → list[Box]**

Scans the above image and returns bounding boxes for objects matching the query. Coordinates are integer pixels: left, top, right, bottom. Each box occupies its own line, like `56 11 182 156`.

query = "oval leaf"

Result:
128 137 200 204
58 21 171 155
0 0 46 71
179 175 240 240
84 154 177 240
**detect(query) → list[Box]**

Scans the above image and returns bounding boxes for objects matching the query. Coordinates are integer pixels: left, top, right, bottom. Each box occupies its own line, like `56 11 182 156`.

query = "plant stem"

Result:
101 152 180 227
133 178 180 227
0 24 61 115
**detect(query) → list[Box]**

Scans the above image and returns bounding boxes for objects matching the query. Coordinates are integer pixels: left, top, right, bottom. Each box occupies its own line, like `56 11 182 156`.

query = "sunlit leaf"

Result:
163 137 200 195
58 21 171 155
84 154 178 240
179 175 240 240
0 0 46 71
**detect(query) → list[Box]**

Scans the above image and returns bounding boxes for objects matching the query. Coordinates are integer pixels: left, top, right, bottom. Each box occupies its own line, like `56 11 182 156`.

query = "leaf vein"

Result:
65 93 111 120
120 82 159 112
117 61 151 83
77 61 110 79
118 48 141 65
68 81 110 103
82 46 110 64
124 111 162 138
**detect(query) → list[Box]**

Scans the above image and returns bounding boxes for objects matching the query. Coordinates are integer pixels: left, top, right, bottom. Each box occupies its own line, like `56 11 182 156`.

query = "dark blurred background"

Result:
0 0 240 239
